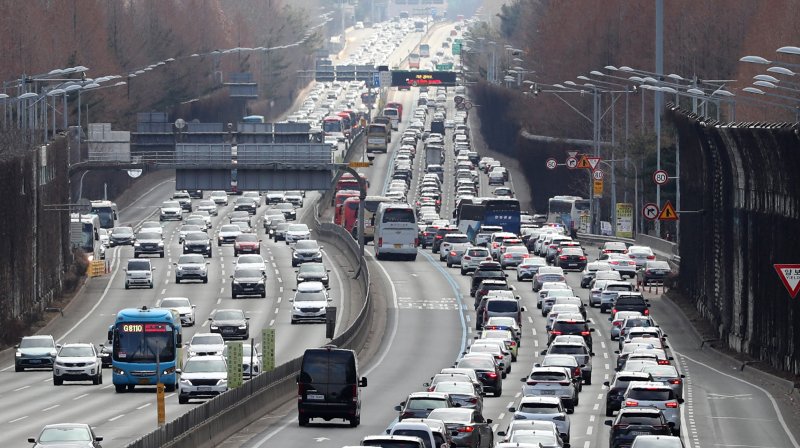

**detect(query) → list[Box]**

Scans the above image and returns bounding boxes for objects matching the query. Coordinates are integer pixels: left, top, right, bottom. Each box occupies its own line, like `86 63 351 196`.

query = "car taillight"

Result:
559 255 568 260
352 385 358 403
613 321 622 327
550 330 562 335
669 379 682 384
580 331 591 336
645 269 652 274
436 235 443 239
625 400 639 407
647 255 656 259
629 254 636 259
574 367 582 377
424 232 431 236
492 242 499 248
468 397 478 403
644 309 650 315
463 255 471 260
504 253 513 258
487 372 498 379
610 261 620 265
378 238 383 247
509 341 517 346
494 355 503 360
603 249 611 253
526 381 537 385
612 308 617 314
458 426 475 433
665 401 679 408
415 238 419 247
297 384 305 400
401 411 414 419
449 251 457 256
559 381 570 386
579 256 587 260
549 244 557 249
485 257 492 261
658 359 671 365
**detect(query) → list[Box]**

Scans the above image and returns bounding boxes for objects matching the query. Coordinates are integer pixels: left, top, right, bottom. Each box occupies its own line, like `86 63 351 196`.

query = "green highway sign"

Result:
436 63 454 70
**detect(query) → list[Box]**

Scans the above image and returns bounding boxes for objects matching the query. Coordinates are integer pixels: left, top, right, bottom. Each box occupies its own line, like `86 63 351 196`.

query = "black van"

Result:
297 345 367 427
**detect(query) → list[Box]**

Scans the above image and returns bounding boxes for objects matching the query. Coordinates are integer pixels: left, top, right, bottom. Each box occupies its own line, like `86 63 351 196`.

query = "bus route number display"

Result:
391 70 457 87
121 323 168 333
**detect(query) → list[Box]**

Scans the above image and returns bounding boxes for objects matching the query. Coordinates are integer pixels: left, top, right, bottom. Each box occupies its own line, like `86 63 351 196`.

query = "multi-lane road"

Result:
2 17 800 448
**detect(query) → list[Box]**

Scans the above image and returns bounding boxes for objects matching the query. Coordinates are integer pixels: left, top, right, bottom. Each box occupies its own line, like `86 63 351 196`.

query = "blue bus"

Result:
456 198 521 239
108 306 182 392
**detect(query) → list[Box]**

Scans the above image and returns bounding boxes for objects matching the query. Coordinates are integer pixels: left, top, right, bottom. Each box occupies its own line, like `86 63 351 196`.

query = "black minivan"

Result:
297 345 367 427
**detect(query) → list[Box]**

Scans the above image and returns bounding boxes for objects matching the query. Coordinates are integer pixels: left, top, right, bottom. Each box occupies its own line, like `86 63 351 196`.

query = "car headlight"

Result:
113 367 125 375
257 278 265 285
217 379 228 386
232 280 240 286
162 366 176 375
292 252 300 258
180 379 192 385
158 242 164 247
15 351 21 357
238 325 247 329
210 325 219 330
50 351 57 357
134 242 141 247
297 275 305 280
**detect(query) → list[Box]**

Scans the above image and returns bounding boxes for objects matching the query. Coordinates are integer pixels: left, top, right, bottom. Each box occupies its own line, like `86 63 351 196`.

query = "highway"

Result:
3 15 799 448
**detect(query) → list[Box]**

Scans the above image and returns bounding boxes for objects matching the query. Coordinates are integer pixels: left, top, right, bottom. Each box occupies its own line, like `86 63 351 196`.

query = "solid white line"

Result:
677 351 800 448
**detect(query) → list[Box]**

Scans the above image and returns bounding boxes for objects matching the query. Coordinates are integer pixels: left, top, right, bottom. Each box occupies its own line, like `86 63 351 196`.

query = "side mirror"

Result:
173 263 178 266
208 317 213 321
534 363 541 367
678 398 685 404
590 352 596 357
28 438 37 443
608 317 613 321
423 382 430 387
508 406 516 412
497 431 506 437
486 419 493 425
680 374 686 378
668 421 676 427
662 334 669 338
590 328 596 332
614 350 620 354
604 420 613 426
519 377 527 382
540 350 547 355
230 275 234 279
191 305 197 308
668 356 675 361
359 377 368 387
603 381 610 387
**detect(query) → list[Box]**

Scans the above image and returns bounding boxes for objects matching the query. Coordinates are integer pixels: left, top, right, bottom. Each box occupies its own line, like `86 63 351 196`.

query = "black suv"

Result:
234 197 258 215
183 232 212 257
470 262 507 296
431 227 459 253
604 408 673 448
549 317 595 351
603 371 652 416
612 292 650 316
473 279 511 309
298 346 367 427
555 247 588 271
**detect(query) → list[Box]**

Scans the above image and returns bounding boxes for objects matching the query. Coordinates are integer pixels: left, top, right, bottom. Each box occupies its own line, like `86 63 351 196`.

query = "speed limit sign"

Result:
653 169 669 185
545 158 557 170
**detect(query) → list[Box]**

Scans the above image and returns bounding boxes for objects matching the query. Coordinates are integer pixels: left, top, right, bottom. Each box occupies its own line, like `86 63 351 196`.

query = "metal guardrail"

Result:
577 232 681 268
126 207 371 448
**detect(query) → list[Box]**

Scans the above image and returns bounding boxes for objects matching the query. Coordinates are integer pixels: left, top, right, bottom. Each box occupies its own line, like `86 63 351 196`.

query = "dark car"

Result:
183 231 212 257
604 408 673 448
603 371 653 416
15 335 57 371
473 279 511 309
297 346 367 427
612 292 650 316
555 247 587 271
637 260 672 287
208 309 249 340
28 423 103 448
426 408 494 448
296 262 330 287
186 189 203 199
234 196 258 215
420 225 442 248
470 262 507 297
99 343 112 368
549 317 595 352
274 202 297 220
292 240 324 267
456 355 503 397
233 233 261 256
133 232 164 258
108 226 134 246
431 227 459 253
395 391 457 420
231 268 266 299
172 191 193 211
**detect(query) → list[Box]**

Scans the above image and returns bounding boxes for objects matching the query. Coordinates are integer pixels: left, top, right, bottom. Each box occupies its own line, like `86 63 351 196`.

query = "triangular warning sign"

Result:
587 157 601 170
576 155 591 169
774 264 800 298
657 200 678 221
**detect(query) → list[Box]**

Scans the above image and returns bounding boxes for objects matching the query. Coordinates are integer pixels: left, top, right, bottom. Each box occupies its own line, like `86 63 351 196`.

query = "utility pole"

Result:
654 0 664 237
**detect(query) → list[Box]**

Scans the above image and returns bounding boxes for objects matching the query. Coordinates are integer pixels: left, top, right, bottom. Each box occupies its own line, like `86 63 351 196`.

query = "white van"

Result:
374 203 418 261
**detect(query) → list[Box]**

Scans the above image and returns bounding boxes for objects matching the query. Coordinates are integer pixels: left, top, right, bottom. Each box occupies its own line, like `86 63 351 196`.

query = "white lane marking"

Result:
531 327 537 336
605 364 610 370
586 426 593 435
216 298 222 304
9 416 28 423
279 286 283 293
597 393 604 400
583 442 590 448
274 269 280 275
465 315 471 322
277 297 282 304
600 341 606 349
527 316 533 323
220 287 225 294
277 277 282 283
161 288 166 295
274 308 280 315
42 404 60 412
269 319 275 327
515 392 521 398
534 340 539 347
164 279 169 285
590 415 596 422
603 352 609 359
323 248 346 333
13 385 30 392
109 414 125 422
136 403 151 410
593 403 600 411
498 412 506 420
73 393 88 400
272 262 277 268
166 393 176 398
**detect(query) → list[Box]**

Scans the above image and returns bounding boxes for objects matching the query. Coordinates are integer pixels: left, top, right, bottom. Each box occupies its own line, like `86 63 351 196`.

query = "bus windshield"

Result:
113 322 175 363
382 208 415 223
91 206 115 229
323 119 343 133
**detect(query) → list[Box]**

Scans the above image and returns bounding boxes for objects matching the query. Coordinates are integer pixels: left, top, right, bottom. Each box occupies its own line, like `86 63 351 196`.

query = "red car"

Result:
234 234 261 256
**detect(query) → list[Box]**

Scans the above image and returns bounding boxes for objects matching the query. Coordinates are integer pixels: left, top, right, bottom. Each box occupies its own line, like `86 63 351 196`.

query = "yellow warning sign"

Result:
658 200 678 221
593 180 603 198
348 161 371 168
577 155 592 169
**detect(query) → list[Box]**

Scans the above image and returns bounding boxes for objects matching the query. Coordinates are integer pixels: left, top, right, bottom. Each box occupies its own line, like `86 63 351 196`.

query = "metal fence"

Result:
125 212 371 448
670 107 800 375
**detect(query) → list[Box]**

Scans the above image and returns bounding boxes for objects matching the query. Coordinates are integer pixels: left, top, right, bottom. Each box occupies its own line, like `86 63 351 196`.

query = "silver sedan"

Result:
446 242 472 267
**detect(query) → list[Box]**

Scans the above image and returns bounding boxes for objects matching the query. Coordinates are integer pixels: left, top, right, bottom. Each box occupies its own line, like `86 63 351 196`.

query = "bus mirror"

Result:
367 153 375 162
176 334 182 346
107 330 113 341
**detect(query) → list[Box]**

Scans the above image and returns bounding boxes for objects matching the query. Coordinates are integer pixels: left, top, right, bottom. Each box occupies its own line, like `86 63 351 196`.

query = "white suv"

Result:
290 281 332 324
124 258 154 289
178 355 228 404
53 343 102 385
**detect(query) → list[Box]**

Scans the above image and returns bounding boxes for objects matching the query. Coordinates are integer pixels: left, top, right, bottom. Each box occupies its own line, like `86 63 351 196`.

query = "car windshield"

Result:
295 240 319 250
276 203 293 210
191 335 223 345
136 232 161 240
457 358 494 370
486 317 516 327
162 201 179 208
629 389 673 401
299 264 325 274
519 402 560 413
185 233 207 241
59 346 94 357
391 430 433 448
434 382 474 394
20 337 53 348
214 310 244 320
236 234 257 242
183 358 226 373
127 260 150 271
181 225 202 233
295 291 327 302
114 227 133 236
178 255 204 264
407 398 448 410
549 345 586 355
39 426 92 442
542 356 578 367
512 433 557 445
426 409 472 424
487 301 517 312
235 269 262 278
220 225 240 232
648 261 671 269
643 365 679 376
288 224 308 232
160 298 190 308
237 255 263 264
529 371 567 381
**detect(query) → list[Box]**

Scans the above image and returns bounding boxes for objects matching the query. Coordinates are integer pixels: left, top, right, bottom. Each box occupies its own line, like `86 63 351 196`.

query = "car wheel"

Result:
149 283 153 289
298 416 309 426
125 283 130 290
232 293 237 299
53 377 63 386
160 252 164 258
493 389 502 397
585 376 592 385
15 364 23 372
179 395 189 404
234 250 238 257
93 375 100 385
115 384 126 393
260 292 266 298
349 416 360 427
606 407 614 417
202 277 208 284
175 277 181 284
501 372 507 379
133 253 138 258
207 251 212 258
447 261 452 268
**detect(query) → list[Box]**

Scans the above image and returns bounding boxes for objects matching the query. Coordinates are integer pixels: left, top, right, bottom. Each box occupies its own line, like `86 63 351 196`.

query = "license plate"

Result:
138 378 149 385
307 394 325 400
223 328 234 333
29 359 41 364
198 386 212 392
243 288 254 292
568 263 577 267
540 390 555 395
394 244 402 248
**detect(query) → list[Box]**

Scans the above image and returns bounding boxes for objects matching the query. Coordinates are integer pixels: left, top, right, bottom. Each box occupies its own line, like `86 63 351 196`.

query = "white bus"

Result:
547 195 591 232
374 203 418 261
